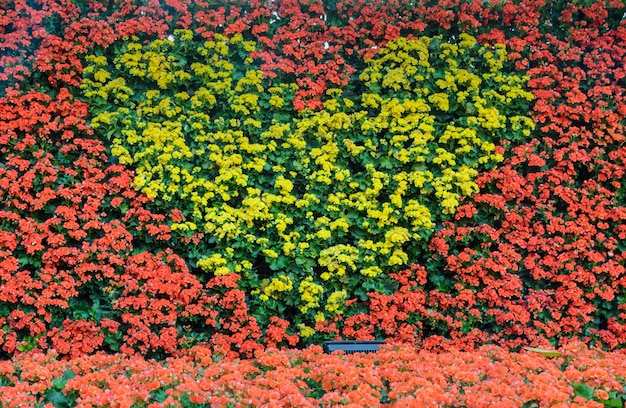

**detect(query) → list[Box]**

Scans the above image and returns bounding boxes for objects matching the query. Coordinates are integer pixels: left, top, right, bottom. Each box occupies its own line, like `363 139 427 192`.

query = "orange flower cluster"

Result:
1 342 625 407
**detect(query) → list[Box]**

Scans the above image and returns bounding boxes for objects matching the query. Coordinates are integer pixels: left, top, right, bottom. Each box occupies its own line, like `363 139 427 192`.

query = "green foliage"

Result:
43 370 77 408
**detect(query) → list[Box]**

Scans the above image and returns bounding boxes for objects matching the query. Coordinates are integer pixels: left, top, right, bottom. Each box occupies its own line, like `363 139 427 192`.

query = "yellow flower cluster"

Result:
196 252 253 277
196 253 230 276
82 30 534 329
298 324 316 338
299 277 324 313
318 245 360 281
257 275 294 301
325 290 348 315
357 34 534 215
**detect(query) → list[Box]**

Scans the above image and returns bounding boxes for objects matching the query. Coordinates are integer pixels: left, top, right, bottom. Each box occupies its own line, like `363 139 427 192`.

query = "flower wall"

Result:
0 0 625 359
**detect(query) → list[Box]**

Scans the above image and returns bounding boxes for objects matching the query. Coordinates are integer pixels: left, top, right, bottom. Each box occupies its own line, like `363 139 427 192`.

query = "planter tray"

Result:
322 340 386 354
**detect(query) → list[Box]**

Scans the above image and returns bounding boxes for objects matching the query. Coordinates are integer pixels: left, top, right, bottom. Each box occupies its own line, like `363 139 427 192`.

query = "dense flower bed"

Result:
1 0 626 361
1 342 626 407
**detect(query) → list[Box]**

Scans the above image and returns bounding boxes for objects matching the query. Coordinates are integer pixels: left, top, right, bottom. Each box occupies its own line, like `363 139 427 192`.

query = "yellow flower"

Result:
329 217 350 232
459 33 476 49
384 227 411 244
316 229 331 240
269 95 284 108
360 266 382 278
174 29 193 41
428 93 449 111
260 275 294 301
299 277 324 313
274 176 294 194
388 249 408 266
318 245 359 280
298 324 316 338
197 253 231 275
325 290 347 315
94 69 111 83
262 249 279 259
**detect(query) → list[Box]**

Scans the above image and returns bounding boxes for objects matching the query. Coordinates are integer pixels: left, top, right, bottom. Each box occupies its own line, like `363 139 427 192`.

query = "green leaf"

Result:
62 369 76 381
463 156 477 166
600 396 625 408
368 83 381 94
572 383 594 400
269 255 290 270
16 343 31 353
151 388 168 403
295 256 315 271
273 112 291 122
379 156 394 169
45 390 68 407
